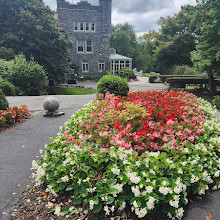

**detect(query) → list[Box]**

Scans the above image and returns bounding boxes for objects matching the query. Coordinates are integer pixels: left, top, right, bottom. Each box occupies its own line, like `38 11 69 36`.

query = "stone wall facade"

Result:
57 0 112 77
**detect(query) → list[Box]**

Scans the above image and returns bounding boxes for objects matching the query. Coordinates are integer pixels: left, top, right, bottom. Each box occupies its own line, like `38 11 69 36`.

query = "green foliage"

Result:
212 96 220 109
6 55 48 96
117 68 136 80
190 0 220 95
159 75 203 83
0 89 9 110
0 0 72 83
0 47 15 60
97 75 129 96
149 75 158 83
167 77 209 89
103 102 147 130
0 77 16 96
173 65 198 75
152 7 197 73
48 86 96 95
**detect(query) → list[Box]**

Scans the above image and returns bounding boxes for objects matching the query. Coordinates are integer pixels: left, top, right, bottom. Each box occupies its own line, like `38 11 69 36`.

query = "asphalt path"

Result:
1 78 220 220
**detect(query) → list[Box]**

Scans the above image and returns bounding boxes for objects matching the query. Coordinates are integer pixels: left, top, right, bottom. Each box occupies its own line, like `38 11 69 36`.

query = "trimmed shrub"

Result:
173 65 198 75
97 75 129 96
0 77 16 96
149 75 157 83
212 96 220 109
6 55 48 96
117 68 136 80
0 89 9 110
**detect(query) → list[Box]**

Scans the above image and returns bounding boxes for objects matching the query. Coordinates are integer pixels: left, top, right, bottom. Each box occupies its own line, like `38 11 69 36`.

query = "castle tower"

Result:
56 0 112 77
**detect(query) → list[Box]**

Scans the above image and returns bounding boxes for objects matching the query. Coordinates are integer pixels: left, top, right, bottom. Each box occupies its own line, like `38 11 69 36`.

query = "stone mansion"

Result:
56 0 132 77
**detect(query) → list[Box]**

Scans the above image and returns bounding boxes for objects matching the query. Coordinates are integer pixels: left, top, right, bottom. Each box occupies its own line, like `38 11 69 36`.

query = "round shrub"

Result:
212 96 220 109
7 55 48 96
97 75 129 96
117 68 136 80
0 89 9 110
0 77 16 96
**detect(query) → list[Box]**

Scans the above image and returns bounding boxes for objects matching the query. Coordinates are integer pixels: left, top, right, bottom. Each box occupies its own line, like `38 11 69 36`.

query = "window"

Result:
86 41 92 53
74 22 78 31
77 40 93 53
126 61 130 68
85 23 89 31
77 40 84 52
73 22 96 32
82 62 89 72
91 23 95 32
98 62 105 72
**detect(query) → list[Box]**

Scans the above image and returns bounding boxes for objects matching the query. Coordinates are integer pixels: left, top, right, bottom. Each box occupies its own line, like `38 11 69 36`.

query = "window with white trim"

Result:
74 22 78 31
80 22 84 31
86 41 92 53
73 22 96 32
77 40 93 53
98 62 105 72
77 40 84 53
82 62 89 72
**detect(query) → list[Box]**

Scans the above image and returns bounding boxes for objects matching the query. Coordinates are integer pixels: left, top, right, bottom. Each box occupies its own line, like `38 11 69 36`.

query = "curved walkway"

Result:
0 78 219 220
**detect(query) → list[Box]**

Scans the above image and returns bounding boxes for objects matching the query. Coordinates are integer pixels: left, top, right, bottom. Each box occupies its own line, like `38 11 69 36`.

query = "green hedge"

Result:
0 77 17 96
0 89 9 110
160 75 206 83
97 75 129 96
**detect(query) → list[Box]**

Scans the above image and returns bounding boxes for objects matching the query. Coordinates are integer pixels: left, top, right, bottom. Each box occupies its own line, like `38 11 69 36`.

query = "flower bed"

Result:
0 105 30 131
32 90 220 219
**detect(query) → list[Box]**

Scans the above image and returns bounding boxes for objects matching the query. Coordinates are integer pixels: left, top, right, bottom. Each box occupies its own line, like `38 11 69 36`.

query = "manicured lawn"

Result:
48 86 96 95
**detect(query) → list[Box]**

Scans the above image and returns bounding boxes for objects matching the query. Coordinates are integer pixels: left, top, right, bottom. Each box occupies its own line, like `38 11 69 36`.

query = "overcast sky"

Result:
43 0 197 36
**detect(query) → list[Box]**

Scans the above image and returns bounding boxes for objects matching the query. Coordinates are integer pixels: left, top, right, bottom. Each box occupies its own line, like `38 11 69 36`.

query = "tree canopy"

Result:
0 0 72 83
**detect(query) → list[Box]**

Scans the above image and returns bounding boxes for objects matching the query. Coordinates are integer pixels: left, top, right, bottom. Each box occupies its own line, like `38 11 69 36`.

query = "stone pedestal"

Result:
43 97 65 117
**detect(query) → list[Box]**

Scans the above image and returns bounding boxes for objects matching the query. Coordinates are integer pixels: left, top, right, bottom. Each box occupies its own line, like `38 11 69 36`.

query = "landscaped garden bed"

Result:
0 105 30 132
11 90 220 219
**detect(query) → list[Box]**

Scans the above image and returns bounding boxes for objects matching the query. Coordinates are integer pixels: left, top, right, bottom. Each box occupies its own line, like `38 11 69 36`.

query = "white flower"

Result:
169 200 179 208
145 186 153 194
118 201 126 211
190 174 199 183
104 205 110 215
147 196 155 210
111 167 120 175
61 175 69 182
112 183 123 193
198 188 205 195
46 202 54 209
131 186 141 197
130 176 141 184
176 207 184 219
159 186 171 195
133 201 139 208
135 207 148 218
54 205 62 216
135 161 141 167
89 200 94 210
111 206 115 212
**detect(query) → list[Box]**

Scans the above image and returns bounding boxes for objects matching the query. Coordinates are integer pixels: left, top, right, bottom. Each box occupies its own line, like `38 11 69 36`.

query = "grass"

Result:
48 86 96 95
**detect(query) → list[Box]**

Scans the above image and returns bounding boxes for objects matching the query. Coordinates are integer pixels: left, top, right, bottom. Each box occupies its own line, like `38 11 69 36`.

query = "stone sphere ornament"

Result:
43 96 65 117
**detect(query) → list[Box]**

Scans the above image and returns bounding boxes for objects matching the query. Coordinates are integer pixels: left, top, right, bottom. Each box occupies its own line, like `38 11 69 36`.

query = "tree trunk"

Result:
207 69 217 96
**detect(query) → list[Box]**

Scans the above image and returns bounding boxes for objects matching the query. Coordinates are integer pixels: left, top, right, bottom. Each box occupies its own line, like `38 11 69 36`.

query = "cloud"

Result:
112 0 175 14
43 0 197 33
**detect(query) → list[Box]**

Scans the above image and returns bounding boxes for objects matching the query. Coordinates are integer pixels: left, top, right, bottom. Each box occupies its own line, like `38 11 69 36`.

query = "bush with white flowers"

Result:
32 90 220 219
